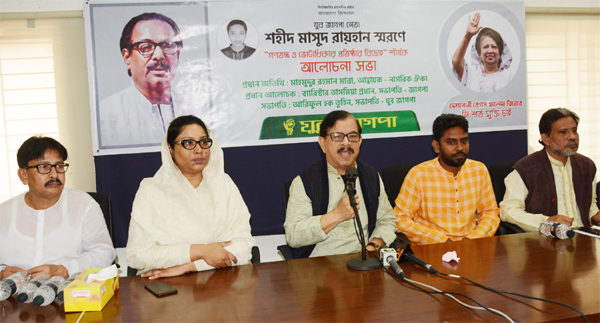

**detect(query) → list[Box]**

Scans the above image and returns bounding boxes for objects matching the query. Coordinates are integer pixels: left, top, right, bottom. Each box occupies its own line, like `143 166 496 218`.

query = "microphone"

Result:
380 247 405 278
344 167 358 207
345 166 358 181
401 252 438 274
389 236 438 274
344 166 381 271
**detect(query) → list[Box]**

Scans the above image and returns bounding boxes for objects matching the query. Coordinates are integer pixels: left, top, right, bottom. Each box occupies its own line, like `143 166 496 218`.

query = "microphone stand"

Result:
345 169 382 271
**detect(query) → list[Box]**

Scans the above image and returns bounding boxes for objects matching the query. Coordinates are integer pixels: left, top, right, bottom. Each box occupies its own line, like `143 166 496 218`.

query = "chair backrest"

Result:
251 246 260 264
487 160 525 236
127 266 138 277
87 192 114 246
597 181 600 210
380 162 420 208
487 160 518 205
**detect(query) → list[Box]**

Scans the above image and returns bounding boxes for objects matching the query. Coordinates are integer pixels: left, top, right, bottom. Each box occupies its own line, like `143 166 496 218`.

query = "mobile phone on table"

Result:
145 281 178 297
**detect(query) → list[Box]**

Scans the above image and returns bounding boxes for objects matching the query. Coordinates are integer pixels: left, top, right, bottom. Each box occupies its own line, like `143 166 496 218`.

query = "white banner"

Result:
85 0 526 156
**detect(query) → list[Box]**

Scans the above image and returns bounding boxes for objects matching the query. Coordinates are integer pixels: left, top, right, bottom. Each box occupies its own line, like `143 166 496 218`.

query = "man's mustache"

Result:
147 60 171 72
45 178 62 187
453 152 466 158
565 140 578 147
337 147 354 154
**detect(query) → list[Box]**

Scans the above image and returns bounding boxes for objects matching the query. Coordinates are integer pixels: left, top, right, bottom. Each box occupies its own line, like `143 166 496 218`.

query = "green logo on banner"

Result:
259 110 420 140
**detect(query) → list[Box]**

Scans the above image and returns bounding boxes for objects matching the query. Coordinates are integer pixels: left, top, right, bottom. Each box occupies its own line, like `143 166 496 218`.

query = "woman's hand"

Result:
453 12 483 80
142 262 195 280
191 242 238 268
466 13 483 38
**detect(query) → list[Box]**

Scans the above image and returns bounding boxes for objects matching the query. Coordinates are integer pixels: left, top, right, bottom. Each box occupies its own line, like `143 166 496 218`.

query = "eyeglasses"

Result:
131 40 182 57
25 163 69 174
326 132 361 142
175 139 213 150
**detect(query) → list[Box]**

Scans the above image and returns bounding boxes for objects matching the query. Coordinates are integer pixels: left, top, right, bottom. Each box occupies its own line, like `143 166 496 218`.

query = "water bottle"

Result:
56 272 81 301
17 274 50 303
32 276 65 306
539 220 575 239
0 272 28 301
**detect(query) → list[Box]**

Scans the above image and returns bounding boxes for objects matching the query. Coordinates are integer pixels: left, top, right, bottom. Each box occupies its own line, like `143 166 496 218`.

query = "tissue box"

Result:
64 269 119 312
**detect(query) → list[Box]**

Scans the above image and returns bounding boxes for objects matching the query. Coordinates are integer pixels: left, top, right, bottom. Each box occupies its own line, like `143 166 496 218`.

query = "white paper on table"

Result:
442 251 460 263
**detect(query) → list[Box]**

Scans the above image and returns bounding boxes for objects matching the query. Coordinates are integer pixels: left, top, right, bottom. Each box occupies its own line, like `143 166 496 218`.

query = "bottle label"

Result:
551 222 561 239
32 281 42 288
49 283 59 293
6 280 17 295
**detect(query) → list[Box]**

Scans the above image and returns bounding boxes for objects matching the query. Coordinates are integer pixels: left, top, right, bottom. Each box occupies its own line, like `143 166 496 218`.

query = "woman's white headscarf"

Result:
126 125 255 274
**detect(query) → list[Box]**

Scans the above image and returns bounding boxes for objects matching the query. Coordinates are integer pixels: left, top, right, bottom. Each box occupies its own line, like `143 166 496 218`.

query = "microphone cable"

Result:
404 277 518 323
386 237 589 322
344 170 366 253
367 250 520 323
436 271 589 323
351 203 365 249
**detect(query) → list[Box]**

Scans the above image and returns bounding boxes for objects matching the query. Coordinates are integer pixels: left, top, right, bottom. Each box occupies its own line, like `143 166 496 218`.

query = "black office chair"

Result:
380 162 420 208
277 245 294 261
251 246 261 264
597 182 600 210
487 160 518 206
278 179 295 260
127 266 138 277
87 192 114 246
486 160 525 235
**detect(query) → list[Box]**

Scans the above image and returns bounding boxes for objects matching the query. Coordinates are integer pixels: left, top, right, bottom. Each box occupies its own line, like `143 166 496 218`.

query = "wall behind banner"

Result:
97 130 527 248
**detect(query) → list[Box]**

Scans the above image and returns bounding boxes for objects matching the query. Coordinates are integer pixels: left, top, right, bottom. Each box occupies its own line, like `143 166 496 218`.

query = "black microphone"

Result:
389 236 438 274
345 166 358 181
344 167 358 207
401 252 438 274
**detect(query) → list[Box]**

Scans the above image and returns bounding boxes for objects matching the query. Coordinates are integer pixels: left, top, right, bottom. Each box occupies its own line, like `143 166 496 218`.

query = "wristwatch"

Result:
367 242 380 250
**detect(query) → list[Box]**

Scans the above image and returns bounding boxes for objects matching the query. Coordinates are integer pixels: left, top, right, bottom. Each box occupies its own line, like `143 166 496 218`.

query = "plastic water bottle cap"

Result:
57 291 64 301
567 230 575 238
33 295 44 306
17 293 28 303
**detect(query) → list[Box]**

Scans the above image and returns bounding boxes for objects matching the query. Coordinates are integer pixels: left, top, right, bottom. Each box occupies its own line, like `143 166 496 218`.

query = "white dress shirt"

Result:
0 188 116 275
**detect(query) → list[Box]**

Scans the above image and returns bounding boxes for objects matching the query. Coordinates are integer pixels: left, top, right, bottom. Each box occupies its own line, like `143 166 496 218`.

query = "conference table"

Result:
2 232 598 322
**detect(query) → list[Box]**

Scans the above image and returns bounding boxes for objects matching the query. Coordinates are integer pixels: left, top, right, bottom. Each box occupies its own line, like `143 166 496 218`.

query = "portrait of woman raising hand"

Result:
452 12 514 93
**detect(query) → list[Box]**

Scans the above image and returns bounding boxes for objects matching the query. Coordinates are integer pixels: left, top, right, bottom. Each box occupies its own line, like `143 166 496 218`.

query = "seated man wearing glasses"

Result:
0 137 115 280
395 114 499 245
99 12 189 147
284 111 397 258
